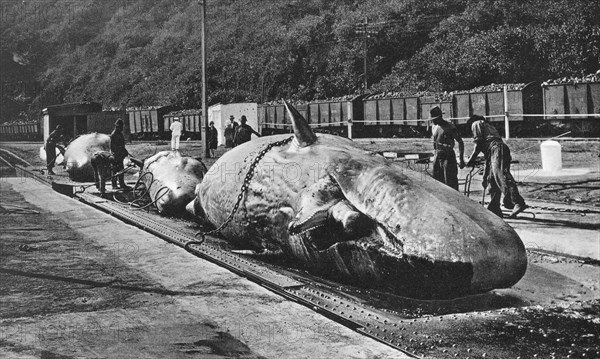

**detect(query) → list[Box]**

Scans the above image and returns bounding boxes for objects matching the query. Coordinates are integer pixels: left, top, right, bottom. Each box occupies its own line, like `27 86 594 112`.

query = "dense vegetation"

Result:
1 0 599 122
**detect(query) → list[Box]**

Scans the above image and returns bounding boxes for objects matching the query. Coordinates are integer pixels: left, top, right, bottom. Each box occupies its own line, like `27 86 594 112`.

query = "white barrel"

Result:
540 140 562 172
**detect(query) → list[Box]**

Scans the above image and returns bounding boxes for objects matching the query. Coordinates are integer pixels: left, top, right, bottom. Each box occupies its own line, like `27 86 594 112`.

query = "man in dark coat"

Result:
233 115 261 146
466 115 527 218
45 125 65 175
430 106 465 190
224 116 237 148
207 121 218 158
110 119 130 190
91 151 116 195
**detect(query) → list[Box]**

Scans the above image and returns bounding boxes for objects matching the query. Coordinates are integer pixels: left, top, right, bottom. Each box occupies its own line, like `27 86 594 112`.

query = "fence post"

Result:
503 85 510 140
347 119 353 139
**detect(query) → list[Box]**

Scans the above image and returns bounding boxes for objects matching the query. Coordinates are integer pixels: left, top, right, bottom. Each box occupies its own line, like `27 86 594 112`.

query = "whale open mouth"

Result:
283 172 498 299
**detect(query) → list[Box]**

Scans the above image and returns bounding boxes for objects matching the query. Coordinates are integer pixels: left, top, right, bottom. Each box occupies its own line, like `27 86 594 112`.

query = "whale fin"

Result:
282 99 317 147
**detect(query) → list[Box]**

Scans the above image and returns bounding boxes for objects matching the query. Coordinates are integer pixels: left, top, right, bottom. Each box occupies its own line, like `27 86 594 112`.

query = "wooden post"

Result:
201 0 209 158
363 17 368 93
503 84 510 140
347 119 353 139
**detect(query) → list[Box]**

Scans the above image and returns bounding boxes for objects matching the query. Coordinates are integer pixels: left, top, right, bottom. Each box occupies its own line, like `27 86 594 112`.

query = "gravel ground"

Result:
2 137 599 206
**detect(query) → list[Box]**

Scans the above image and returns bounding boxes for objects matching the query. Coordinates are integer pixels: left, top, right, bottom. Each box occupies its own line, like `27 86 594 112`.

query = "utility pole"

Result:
200 0 209 158
355 18 379 93
363 17 368 93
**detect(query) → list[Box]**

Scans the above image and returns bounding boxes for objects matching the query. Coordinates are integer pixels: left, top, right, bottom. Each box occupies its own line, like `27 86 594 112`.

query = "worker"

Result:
224 116 237 148
170 117 183 151
465 115 527 218
233 115 261 146
207 121 218 158
45 124 65 175
91 151 115 195
429 106 465 190
110 119 130 190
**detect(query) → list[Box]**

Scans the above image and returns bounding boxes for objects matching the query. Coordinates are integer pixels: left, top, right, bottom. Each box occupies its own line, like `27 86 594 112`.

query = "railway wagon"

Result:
362 94 426 137
163 109 203 140
258 103 287 135
259 96 364 136
452 82 543 137
0 123 41 141
127 105 172 140
542 82 600 136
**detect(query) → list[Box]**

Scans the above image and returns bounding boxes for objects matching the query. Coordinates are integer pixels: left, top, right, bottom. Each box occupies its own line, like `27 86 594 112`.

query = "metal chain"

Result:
525 203 600 215
481 200 600 215
186 136 295 249
469 160 599 215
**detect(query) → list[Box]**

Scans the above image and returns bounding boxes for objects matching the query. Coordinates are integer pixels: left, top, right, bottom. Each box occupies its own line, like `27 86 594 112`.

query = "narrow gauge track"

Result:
14 164 600 359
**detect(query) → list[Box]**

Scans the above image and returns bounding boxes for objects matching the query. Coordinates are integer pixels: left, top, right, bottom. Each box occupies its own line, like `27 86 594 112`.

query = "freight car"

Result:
0 122 42 141
4 78 598 142
257 80 599 138
541 81 600 136
259 96 364 137
126 105 173 140
163 109 203 140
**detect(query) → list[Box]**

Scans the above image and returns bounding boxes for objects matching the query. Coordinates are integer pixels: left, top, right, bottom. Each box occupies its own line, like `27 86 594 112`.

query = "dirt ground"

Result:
2 137 599 207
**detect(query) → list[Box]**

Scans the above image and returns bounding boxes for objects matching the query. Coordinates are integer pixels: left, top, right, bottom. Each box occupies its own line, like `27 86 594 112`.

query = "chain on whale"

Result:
184 136 295 250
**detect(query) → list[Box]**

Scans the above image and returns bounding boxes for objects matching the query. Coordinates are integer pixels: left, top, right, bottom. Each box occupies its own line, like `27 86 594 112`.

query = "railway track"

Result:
13 164 600 359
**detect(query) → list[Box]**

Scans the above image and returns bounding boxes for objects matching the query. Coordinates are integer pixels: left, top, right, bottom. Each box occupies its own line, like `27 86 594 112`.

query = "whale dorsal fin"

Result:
283 99 317 147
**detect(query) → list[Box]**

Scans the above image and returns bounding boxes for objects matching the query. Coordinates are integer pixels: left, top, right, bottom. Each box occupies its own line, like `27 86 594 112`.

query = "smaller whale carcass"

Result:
63 133 111 182
132 151 207 216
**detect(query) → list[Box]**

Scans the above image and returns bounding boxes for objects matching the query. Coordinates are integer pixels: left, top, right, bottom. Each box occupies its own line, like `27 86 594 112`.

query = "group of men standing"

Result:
168 114 260 158
224 115 261 149
429 106 527 218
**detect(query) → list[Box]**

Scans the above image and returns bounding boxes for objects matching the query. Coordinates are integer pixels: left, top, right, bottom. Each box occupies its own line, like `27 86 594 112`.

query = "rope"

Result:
74 164 136 194
130 186 170 211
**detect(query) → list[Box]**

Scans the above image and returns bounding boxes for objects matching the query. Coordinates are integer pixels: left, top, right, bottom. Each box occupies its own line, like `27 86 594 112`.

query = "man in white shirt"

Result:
170 117 183 151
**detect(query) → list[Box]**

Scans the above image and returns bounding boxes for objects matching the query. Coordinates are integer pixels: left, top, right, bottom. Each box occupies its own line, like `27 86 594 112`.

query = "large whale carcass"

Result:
133 151 207 216
187 101 527 298
63 133 111 181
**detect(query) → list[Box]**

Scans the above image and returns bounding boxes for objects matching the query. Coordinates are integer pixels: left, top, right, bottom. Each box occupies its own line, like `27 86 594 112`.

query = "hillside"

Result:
1 0 599 123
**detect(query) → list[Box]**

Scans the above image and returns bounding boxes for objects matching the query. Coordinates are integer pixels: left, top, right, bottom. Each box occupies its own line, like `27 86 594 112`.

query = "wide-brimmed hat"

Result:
429 106 442 120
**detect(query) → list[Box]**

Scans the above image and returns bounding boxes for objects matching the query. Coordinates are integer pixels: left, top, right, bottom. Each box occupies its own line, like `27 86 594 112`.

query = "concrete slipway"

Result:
1 173 598 359
0 178 406 359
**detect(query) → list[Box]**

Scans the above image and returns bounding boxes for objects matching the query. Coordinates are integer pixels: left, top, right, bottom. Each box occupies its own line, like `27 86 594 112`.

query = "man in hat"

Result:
170 117 183 151
429 106 464 190
45 124 65 175
466 115 527 218
207 121 218 158
224 115 237 148
233 115 261 147
110 118 130 190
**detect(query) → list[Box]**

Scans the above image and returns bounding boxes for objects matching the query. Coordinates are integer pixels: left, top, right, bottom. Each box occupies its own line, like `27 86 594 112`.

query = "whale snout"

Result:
468 225 528 293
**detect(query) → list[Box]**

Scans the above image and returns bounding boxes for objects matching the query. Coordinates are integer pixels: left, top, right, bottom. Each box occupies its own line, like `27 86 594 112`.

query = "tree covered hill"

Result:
1 0 599 122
